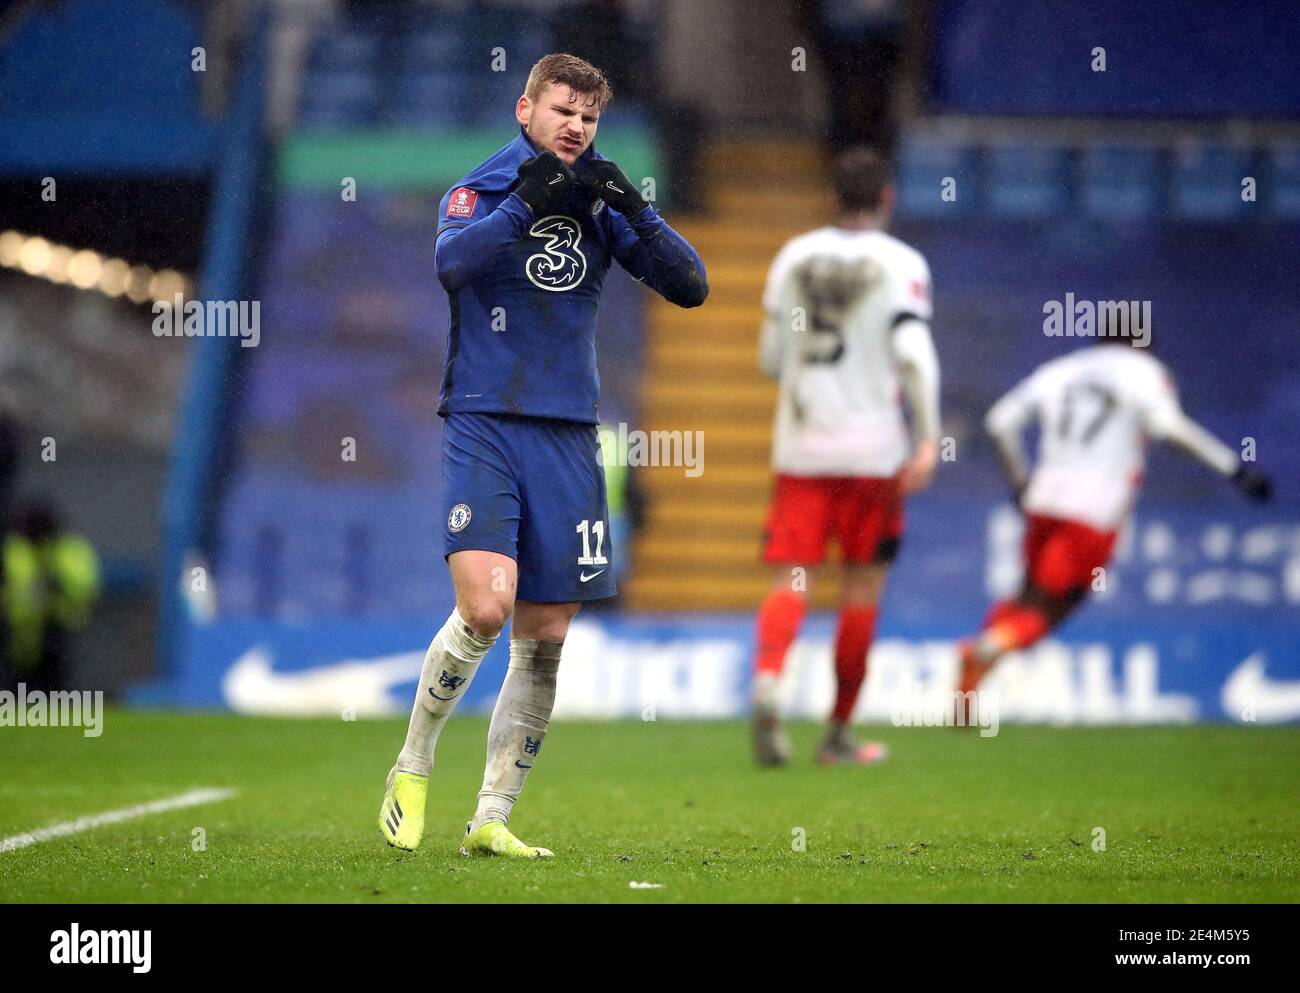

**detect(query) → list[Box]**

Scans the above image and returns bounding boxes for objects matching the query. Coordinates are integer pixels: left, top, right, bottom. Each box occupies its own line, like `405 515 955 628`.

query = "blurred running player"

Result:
955 324 1272 705
752 148 941 766
380 54 707 857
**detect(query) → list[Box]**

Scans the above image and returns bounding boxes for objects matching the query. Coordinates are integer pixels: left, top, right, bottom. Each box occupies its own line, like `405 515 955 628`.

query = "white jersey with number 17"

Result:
759 226 933 477
988 346 1197 530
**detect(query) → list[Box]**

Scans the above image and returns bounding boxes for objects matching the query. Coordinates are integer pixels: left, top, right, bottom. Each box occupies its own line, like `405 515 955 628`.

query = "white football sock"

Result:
395 607 498 777
468 639 562 831
753 670 780 714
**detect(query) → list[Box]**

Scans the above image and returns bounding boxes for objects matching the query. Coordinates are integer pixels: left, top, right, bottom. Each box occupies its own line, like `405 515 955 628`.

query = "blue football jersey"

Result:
435 128 706 424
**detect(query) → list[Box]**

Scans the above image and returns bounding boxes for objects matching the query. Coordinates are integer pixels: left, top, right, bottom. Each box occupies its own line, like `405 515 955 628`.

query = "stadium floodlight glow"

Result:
68 249 103 289
45 245 73 284
0 230 23 267
99 257 130 298
148 268 188 303
18 236 52 277
126 265 155 304
148 267 191 306
0 228 191 305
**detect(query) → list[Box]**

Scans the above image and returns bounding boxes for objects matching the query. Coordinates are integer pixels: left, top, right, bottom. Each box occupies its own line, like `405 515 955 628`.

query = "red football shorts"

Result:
1023 513 1118 599
762 474 904 566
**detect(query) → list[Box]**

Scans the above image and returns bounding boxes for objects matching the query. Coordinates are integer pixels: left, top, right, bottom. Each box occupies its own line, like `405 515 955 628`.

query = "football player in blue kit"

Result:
380 53 707 858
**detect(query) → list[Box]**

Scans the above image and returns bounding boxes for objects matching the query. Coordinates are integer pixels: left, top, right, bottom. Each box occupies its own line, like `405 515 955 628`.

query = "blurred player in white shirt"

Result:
956 328 1272 702
752 148 941 765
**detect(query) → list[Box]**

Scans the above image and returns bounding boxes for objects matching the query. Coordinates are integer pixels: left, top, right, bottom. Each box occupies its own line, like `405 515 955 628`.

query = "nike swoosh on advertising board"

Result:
221 645 425 717
1221 652 1300 723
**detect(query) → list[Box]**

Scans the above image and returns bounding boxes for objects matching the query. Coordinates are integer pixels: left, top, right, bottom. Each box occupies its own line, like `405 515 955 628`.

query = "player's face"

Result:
516 84 600 165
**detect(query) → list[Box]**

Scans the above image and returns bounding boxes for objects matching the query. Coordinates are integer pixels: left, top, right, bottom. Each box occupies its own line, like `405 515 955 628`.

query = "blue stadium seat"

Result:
251 523 286 616
896 140 978 218
1171 144 1253 221
399 28 470 70
1081 146 1162 220
391 70 466 127
310 30 383 72
599 102 651 134
303 69 381 106
985 145 1070 219
461 71 535 127
297 102 376 130
1266 144 1300 221
0 0 203 117
299 69 381 129
453 20 553 126
494 40 554 81
390 101 463 129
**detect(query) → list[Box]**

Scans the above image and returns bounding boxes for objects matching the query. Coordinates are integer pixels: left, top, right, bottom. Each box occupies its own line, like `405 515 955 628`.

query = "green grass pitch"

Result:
2 711 1296 903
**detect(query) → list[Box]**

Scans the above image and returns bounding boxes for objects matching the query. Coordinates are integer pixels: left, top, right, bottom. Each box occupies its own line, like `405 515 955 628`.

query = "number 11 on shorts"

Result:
576 519 608 565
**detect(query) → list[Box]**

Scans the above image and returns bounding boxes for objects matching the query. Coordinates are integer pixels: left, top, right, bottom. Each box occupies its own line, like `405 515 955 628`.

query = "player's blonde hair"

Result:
524 53 613 111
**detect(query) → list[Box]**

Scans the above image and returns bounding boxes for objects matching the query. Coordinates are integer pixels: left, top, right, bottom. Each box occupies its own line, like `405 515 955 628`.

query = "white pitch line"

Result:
0 787 237 853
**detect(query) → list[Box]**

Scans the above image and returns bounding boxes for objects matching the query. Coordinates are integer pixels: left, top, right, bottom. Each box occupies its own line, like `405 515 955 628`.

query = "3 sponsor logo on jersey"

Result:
525 215 587 291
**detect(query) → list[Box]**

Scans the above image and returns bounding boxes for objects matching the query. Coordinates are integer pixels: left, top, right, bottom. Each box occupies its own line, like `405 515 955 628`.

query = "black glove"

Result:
513 151 576 215
582 159 648 216
1233 466 1273 503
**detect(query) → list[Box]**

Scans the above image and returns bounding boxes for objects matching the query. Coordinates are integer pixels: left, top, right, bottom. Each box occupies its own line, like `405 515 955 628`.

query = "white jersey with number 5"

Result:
987 346 1211 530
759 227 933 477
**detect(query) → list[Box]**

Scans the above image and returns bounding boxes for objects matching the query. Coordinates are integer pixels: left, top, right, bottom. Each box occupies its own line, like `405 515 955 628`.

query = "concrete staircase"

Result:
626 142 844 612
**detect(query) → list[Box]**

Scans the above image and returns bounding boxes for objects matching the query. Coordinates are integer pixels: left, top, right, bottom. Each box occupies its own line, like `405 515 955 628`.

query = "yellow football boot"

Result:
379 766 427 851
459 821 554 859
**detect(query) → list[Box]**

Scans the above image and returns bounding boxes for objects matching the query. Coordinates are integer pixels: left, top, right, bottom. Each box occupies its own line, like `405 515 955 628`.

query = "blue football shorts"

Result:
440 412 617 603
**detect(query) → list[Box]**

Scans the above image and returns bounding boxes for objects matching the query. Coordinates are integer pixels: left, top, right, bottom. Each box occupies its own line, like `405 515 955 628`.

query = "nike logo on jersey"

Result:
580 570 606 582
604 180 624 194
548 173 565 185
